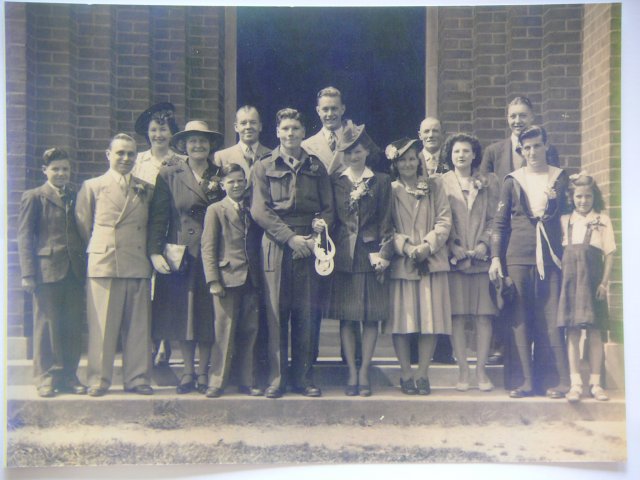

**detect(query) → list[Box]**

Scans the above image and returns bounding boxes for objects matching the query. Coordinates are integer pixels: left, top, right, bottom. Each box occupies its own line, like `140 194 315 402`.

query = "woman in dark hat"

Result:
147 120 225 394
385 138 452 395
328 123 394 397
132 102 185 185
132 102 185 367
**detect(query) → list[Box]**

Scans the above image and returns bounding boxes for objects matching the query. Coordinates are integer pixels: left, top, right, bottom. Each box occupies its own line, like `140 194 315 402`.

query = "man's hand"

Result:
488 257 503 282
288 235 313 259
209 281 226 297
21 276 36 294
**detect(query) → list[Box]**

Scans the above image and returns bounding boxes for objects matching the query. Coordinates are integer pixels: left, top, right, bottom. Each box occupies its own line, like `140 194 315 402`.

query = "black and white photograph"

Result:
2 0 636 476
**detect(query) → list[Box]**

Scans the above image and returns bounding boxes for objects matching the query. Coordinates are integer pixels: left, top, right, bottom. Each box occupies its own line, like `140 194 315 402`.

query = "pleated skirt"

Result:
386 272 452 334
328 271 389 323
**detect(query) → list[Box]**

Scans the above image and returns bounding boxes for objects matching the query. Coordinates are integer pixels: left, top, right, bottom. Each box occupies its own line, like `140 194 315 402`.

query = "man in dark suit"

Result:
251 108 335 398
214 105 271 182
18 148 87 397
418 116 450 176
75 133 154 396
201 163 263 398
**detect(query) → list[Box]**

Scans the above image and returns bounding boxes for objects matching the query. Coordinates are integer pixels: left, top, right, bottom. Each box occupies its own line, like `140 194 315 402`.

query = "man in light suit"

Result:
418 117 450 176
75 133 154 397
214 105 271 181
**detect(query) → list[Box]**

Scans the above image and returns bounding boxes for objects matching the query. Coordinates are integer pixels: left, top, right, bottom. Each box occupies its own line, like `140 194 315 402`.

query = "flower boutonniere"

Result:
309 162 320 174
132 182 148 198
587 216 606 231
348 178 372 212
544 184 558 200
471 173 489 191
406 179 430 198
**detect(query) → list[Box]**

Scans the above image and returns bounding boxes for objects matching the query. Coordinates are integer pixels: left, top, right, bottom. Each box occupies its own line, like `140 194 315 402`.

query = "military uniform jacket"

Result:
18 182 86 283
75 172 153 279
250 147 335 245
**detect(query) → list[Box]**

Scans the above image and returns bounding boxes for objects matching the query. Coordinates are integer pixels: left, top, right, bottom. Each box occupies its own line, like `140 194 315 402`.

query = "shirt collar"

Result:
341 166 374 183
226 196 243 211
570 210 598 223
511 134 520 150
274 146 306 171
239 141 259 154
108 169 131 184
47 181 65 195
322 126 343 142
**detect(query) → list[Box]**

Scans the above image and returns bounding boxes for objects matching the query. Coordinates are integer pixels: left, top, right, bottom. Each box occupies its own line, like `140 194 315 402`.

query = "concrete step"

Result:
6 385 626 428
7 357 501 388
6 336 31 361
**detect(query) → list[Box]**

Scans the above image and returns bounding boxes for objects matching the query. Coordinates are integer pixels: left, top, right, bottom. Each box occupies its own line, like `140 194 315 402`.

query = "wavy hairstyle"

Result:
440 133 483 172
566 173 606 213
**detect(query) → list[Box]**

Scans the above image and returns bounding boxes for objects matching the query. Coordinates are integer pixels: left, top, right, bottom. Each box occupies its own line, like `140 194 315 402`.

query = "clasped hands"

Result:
451 242 488 264
288 218 328 260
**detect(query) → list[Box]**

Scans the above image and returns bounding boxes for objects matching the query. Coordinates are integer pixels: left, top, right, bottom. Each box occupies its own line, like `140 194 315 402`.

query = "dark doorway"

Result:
237 7 426 150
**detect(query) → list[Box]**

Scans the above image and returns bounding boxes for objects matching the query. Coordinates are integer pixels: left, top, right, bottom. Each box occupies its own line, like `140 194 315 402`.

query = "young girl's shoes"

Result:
566 384 582 403
590 384 609 401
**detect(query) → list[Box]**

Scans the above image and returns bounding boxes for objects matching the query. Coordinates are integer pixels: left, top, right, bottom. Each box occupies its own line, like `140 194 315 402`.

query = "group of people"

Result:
18 87 615 404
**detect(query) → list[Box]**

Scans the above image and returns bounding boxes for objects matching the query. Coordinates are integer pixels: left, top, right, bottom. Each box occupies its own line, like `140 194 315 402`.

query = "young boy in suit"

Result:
18 147 87 397
201 163 263 397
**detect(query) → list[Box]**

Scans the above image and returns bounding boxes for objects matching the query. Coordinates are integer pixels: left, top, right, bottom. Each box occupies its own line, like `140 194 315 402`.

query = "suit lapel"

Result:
177 163 208 203
117 177 147 224
40 183 65 209
102 174 128 213
222 197 245 234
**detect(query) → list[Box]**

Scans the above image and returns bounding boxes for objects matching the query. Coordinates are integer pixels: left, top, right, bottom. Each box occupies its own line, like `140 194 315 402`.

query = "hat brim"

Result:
134 102 176 137
170 129 224 155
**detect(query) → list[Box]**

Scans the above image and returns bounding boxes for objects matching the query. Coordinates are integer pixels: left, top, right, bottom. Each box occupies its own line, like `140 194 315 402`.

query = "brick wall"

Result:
4 4 226 337
581 4 622 339
437 5 583 167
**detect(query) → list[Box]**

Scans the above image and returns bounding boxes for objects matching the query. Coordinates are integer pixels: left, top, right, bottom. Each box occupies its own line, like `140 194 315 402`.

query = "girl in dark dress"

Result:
559 172 616 402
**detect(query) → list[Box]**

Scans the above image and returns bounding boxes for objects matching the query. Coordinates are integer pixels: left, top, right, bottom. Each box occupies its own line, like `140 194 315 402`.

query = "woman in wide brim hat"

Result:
384 137 453 396
170 120 224 156
131 102 185 186
148 119 226 395
327 122 394 397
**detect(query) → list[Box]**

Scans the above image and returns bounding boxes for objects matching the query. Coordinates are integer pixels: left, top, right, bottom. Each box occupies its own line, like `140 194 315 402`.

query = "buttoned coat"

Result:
441 171 500 274
213 142 271 181
146 159 224 341
389 177 452 280
75 173 153 279
18 182 86 284
147 159 225 257
480 138 560 183
330 171 394 273
201 196 261 289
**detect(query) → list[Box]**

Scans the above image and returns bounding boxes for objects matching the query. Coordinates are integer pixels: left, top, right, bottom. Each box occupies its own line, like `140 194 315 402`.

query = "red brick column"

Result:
5 3 29 336
186 6 226 131
437 7 474 135
581 4 622 340
541 5 583 170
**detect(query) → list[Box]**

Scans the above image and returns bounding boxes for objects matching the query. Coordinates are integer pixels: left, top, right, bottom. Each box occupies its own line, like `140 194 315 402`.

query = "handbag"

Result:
163 243 188 273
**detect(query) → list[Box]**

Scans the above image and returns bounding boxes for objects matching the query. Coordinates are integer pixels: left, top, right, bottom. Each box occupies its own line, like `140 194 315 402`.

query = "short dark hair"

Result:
567 173 606 213
276 108 305 128
518 125 547 145
441 133 483 172
220 162 246 179
42 147 71 166
389 143 423 179
508 95 534 112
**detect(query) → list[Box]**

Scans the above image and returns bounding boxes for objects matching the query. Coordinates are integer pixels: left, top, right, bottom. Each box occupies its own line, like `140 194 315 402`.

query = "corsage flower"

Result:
587 216 606 231
544 185 557 199
348 179 372 212
406 179 430 198
385 145 399 161
132 182 147 198
471 173 489 191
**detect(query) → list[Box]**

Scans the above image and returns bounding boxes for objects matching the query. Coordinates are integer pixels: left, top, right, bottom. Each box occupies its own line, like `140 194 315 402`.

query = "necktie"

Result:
329 132 337 152
246 145 255 166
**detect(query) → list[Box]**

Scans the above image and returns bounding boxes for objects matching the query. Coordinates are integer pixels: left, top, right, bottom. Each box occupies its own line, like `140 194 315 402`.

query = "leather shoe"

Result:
400 378 417 395
125 385 154 395
265 386 283 399
486 353 503 365
87 386 108 397
205 387 224 398
509 388 534 399
345 384 359 396
196 374 209 395
416 377 431 395
37 385 56 398
546 388 565 399
358 385 372 397
176 374 196 394
238 385 264 396
292 385 322 397
57 376 87 395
